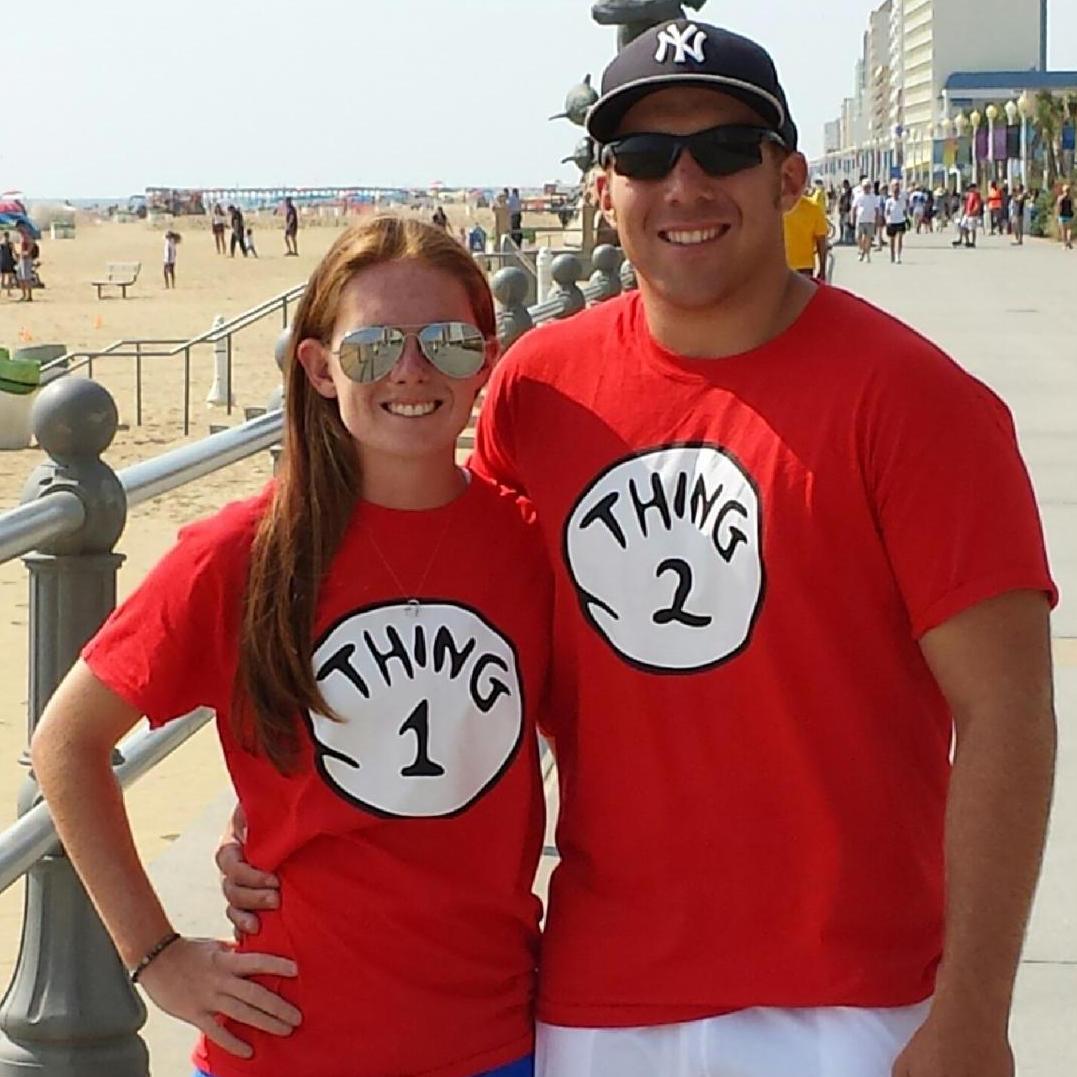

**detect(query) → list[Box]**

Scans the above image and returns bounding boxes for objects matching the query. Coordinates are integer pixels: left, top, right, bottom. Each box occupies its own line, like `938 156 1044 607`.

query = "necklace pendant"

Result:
405 599 421 617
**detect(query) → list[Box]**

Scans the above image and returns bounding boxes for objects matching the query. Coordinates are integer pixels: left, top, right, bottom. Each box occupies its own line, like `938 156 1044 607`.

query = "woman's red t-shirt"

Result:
83 474 551 1077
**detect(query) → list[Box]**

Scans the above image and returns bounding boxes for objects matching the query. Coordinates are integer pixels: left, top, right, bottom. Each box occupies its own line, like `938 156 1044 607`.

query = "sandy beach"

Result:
0 202 524 979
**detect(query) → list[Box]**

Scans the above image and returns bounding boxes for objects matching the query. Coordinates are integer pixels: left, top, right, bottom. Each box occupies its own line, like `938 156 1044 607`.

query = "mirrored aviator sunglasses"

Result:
335 322 488 384
602 124 785 181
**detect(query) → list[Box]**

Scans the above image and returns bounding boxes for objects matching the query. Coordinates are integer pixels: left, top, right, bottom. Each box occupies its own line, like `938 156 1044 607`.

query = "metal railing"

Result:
0 246 634 1075
40 284 305 436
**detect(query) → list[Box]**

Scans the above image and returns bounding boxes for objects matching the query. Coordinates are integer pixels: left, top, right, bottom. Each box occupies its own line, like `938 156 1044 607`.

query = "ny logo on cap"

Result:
655 22 707 65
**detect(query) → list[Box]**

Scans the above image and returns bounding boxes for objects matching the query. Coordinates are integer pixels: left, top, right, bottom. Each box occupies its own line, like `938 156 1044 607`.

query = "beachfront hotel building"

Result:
813 0 1077 188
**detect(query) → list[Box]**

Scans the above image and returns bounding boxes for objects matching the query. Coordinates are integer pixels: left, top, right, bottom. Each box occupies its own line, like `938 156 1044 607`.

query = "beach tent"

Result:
0 197 41 239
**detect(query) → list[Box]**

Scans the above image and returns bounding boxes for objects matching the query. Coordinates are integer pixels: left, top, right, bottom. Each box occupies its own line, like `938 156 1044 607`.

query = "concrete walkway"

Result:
138 229 1076 1073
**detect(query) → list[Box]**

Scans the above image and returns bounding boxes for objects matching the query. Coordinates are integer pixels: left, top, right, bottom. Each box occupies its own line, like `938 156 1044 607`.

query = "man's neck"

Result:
639 261 816 360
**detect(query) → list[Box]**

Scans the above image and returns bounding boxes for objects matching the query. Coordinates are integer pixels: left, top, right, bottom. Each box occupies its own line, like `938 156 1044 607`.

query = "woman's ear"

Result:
295 338 338 399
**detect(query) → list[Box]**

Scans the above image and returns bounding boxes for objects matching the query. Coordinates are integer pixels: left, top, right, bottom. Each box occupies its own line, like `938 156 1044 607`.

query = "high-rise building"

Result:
814 0 1073 188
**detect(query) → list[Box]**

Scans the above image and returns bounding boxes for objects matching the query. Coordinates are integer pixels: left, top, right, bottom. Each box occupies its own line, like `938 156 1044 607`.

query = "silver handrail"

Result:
0 709 213 895
0 494 85 565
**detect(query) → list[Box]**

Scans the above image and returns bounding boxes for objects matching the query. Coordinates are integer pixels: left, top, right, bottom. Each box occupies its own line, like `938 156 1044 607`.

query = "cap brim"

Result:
586 74 785 144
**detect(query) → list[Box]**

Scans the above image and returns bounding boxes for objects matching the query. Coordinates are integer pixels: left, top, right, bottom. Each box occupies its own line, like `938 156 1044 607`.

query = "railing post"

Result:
549 254 585 318
619 257 639 293
491 267 533 349
588 244 623 302
0 378 149 1077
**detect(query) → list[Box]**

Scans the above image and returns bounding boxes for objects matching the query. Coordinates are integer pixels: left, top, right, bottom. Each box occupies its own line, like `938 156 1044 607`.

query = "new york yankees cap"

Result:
586 20 798 150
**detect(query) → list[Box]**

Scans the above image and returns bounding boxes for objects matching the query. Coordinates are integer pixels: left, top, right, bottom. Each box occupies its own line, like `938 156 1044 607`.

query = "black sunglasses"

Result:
601 124 786 181
332 322 488 384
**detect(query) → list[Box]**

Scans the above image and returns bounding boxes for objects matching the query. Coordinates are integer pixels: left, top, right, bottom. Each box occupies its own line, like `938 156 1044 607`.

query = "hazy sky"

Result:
4 0 1076 198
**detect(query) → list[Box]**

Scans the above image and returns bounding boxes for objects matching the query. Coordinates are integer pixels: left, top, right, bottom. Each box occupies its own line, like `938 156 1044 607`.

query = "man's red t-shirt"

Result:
83 475 551 1077
470 285 1056 1028
965 190 983 217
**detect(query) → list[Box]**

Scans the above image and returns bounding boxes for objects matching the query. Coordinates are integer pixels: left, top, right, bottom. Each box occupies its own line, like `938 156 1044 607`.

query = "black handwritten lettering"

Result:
412 623 428 669
652 558 713 628
399 700 445 777
315 644 371 699
713 501 749 562
471 653 512 713
689 474 724 531
629 473 672 537
580 492 627 549
433 626 477 679
364 626 415 687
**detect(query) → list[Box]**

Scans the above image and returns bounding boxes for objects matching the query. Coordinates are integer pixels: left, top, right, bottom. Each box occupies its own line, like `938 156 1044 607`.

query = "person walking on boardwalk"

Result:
1010 183 1028 245
225 20 1056 1077
782 187 828 279
1057 184 1074 249
851 177 880 261
884 178 909 263
31 218 552 1077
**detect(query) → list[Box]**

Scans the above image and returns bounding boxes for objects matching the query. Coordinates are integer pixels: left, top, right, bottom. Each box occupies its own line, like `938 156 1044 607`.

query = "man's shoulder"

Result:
497 291 638 382
820 287 1001 404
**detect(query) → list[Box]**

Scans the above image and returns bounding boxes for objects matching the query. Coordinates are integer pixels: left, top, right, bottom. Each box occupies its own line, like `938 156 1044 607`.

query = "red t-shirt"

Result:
83 475 551 1077
471 285 1056 1028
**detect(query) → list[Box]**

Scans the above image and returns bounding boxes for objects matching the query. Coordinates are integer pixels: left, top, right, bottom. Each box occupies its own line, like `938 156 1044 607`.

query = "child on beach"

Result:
163 230 180 288
244 226 258 258
31 217 550 1077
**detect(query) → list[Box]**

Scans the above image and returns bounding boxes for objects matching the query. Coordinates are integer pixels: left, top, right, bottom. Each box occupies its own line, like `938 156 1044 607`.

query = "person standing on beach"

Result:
229 205 248 258
0 231 15 294
15 228 34 301
212 203 228 255
283 197 299 256
224 20 1057 1077
245 226 258 258
163 230 179 289
31 217 551 1077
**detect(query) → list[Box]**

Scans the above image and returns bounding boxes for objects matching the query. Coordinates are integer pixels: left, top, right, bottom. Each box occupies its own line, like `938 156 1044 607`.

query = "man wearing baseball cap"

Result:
222 19 1056 1077
477 20 1053 1076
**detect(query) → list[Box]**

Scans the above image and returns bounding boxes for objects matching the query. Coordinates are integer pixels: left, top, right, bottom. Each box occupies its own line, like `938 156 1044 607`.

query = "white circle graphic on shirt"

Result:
563 443 764 673
307 601 524 818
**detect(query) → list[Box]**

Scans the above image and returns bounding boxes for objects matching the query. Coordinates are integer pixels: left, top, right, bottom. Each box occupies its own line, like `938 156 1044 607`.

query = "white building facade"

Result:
814 0 1055 189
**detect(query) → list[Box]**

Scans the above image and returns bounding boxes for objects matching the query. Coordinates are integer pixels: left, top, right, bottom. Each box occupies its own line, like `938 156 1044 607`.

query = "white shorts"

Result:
536 1000 931 1077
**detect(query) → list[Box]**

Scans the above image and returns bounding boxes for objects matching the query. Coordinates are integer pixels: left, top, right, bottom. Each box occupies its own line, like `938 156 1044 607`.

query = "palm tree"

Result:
1032 90 1065 185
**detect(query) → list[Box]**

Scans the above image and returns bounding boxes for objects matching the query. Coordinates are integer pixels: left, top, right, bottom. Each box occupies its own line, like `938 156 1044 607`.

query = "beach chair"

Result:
91 261 142 299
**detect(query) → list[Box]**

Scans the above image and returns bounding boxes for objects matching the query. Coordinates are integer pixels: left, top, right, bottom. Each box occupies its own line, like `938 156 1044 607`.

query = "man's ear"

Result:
295 338 337 399
779 151 809 213
595 169 616 223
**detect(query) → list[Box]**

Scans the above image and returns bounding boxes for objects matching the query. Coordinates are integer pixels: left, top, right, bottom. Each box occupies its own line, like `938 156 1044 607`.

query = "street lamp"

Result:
1018 91 1035 186
1004 99 1019 187
970 110 982 187
985 104 999 186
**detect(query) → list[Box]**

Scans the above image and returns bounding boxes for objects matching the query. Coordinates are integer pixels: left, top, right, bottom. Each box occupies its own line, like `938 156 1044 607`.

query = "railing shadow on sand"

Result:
0 247 635 1075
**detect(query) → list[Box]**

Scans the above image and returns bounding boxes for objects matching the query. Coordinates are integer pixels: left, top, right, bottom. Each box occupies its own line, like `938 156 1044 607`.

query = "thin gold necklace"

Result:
363 472 466 617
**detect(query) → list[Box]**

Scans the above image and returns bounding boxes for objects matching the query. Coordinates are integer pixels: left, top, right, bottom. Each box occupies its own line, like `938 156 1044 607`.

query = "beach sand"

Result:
0 201 553 979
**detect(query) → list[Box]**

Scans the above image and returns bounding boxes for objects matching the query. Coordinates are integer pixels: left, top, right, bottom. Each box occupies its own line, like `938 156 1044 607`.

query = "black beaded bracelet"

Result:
130 931 181 985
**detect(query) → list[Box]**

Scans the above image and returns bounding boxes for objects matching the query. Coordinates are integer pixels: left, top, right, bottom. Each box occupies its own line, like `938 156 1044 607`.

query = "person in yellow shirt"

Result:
808 177 828 214
783 193 829 278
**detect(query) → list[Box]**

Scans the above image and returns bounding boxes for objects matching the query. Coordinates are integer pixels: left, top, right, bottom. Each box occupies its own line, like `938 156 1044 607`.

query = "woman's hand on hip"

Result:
138 936 300 1058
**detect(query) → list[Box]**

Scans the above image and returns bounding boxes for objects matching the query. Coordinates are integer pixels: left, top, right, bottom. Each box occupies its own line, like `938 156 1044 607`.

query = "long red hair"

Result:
235 216 496 771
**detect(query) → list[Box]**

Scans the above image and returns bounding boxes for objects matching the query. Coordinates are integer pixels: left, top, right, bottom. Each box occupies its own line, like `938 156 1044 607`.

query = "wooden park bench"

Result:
91 262 141 299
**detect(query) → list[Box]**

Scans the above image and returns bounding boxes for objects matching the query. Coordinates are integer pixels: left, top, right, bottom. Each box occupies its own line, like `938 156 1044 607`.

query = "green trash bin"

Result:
0 346 45 449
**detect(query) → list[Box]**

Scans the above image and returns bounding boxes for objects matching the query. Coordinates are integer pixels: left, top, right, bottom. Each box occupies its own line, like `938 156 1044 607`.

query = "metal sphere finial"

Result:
31 378 118 462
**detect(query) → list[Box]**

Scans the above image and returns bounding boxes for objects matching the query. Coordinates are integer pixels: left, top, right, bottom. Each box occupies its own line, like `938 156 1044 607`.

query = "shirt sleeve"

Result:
864 352 1057 638
469 353 527 495
81 513 252 727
